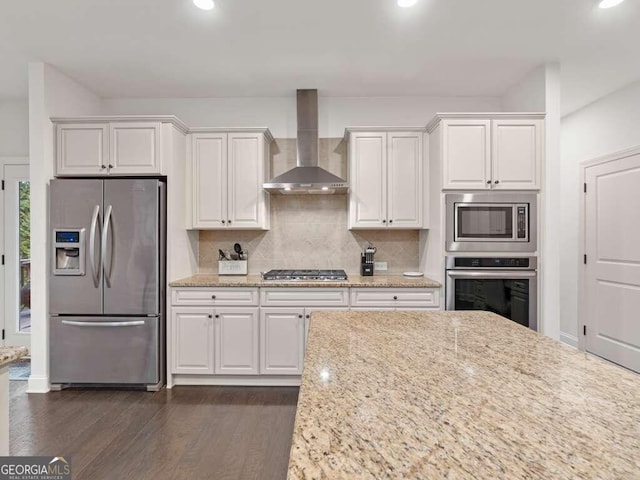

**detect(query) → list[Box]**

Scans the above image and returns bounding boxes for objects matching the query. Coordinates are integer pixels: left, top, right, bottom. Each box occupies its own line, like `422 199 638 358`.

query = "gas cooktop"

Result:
262 269 348 281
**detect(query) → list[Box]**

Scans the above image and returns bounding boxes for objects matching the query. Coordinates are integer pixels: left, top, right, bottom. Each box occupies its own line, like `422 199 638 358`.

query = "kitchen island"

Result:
288 311 640 479
0 346 29 455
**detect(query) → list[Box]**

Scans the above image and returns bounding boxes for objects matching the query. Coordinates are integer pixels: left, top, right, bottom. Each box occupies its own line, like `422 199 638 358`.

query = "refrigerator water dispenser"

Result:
53 229 85 275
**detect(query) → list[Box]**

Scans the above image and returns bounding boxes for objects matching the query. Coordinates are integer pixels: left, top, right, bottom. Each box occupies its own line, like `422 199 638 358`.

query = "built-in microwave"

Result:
445 193 537 252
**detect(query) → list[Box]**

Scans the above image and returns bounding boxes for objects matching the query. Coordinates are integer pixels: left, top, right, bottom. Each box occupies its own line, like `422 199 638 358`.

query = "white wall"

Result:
560 79 640 344
102 95 502 137
501 65 546 112
28 62 102 393
0 99 29 156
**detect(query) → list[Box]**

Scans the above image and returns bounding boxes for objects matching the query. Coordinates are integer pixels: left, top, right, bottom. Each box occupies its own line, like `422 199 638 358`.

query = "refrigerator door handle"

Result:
89 205 101 287
61 320 145 328
101 205 113 288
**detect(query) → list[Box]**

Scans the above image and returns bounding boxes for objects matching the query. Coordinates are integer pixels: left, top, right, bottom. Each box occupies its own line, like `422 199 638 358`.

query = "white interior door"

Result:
584 153 640 372
1 160 30 348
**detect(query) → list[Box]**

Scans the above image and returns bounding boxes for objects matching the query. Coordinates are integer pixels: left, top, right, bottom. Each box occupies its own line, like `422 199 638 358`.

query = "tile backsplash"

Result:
198 138 420 274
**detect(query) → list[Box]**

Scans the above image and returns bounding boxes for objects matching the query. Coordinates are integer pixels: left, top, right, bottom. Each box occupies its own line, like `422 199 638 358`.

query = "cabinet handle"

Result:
108 164 114 169
382 219 386 223
389 220 393 224
101 165 106 169
221 220 226 224
306 314 310 319
215 314 219 318
298 314 303 319
211 295 216 299
494 180 500 184
393 296 398 300
208 314 212 319
486 180 491 184
228 220 232 224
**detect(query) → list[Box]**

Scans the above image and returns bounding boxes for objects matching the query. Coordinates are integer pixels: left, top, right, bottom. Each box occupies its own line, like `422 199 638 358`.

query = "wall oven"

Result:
445 256 538 331
446 193 537 252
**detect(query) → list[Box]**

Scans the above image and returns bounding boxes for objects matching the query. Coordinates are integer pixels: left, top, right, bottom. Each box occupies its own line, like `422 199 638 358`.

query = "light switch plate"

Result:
374 261 388 271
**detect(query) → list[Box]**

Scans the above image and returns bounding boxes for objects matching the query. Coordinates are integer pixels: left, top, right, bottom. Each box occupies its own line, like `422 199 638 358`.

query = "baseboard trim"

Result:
26 375 50 393
172 375 301 387
560 332 579 348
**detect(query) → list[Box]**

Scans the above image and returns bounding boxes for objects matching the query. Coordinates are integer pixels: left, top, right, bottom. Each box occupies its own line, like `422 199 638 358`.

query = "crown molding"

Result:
426 112 546 133
188 127 274 143
50 115 190 134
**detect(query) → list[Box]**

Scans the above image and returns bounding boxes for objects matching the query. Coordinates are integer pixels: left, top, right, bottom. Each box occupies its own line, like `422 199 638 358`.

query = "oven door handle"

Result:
446 270 537 279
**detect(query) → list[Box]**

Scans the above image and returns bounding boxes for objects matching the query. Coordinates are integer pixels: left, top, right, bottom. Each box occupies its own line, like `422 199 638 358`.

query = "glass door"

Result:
1 161 30 348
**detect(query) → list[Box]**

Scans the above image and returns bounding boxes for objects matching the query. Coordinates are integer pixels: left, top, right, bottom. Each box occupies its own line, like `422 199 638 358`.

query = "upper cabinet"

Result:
346 128 424 230
428 114 544 191
189 129 272 230
53 117 188 177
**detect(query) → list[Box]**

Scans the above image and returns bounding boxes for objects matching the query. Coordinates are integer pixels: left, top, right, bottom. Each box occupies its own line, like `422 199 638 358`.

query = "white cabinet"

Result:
56 123 109 176
260 308 305 375
350 288 440 309
430 115 544 191
190 130 272 230
441 119 491 190
109 122 161 175
172 307 214 374
215 308 259 375
53 117 186 177
347 129 424 229
491 119 543 190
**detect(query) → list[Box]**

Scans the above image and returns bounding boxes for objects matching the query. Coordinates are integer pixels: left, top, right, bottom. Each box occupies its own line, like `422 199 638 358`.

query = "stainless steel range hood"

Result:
263 89 348 194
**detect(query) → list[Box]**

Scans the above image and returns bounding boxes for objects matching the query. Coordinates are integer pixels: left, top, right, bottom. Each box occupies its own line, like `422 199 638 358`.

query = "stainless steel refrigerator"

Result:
49 178 165 390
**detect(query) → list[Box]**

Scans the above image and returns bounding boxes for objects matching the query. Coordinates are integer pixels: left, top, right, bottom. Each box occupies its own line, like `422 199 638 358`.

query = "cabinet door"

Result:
491 119 542 190
260 308 305 375
56 123 108 176
172 308 214 374
215 308 259 375
349 132 387 228
228 133 264 229
442 120 491 190
109 122 161 175
387 132 423 228
191 133 228 228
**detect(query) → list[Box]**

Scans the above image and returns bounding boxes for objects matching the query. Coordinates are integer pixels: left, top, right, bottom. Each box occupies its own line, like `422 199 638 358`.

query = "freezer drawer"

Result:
50 316 160 385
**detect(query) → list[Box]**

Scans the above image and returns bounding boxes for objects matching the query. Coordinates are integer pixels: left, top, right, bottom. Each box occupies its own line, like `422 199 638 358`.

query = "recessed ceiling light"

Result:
193 0 215 11
598 0 625 8
398 0 418 7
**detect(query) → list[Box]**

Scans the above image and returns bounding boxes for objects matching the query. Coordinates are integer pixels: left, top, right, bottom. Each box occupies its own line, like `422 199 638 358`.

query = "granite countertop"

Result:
288 311 640 479
0 346 28 368
169 274 441 288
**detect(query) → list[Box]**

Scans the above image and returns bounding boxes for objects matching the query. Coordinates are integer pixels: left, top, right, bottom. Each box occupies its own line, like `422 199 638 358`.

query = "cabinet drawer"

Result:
350 288 440 308
260 289 349 307
172 288 259 306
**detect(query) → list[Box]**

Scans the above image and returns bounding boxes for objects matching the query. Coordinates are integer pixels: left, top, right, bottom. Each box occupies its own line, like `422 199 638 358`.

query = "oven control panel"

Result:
452 257 532 268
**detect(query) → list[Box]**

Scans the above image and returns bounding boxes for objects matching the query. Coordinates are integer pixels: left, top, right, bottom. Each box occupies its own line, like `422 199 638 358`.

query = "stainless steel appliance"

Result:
445 193 537 252
262 269 348 281
49 178 166 390
263 89 348 194
445 256 537 331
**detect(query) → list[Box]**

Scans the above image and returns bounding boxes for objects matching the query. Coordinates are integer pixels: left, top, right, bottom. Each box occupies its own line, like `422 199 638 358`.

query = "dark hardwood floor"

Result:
9 382 299 480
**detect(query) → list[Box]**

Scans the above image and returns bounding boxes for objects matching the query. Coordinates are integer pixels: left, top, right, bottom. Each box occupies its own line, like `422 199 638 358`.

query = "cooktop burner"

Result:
262 269 348 281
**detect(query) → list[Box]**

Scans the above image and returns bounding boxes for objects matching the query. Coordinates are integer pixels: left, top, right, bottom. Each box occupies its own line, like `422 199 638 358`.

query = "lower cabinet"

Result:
170 286 440 383
260 308 305 375
172 306 259 375
172 307 214 374
215 308 259 375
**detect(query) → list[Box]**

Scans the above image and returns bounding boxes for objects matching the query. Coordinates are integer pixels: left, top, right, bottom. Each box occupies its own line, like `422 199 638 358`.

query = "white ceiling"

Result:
0 0 638 115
